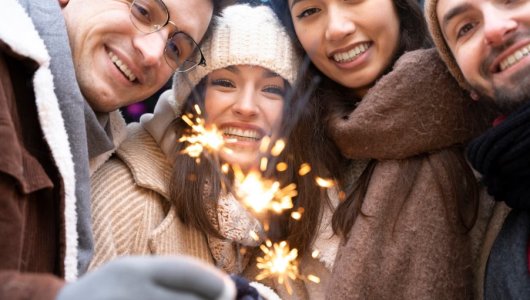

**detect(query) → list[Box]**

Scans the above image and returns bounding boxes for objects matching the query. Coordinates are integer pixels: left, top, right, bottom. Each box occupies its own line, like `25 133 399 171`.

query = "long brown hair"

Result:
270 0 479 239
169 74 326 256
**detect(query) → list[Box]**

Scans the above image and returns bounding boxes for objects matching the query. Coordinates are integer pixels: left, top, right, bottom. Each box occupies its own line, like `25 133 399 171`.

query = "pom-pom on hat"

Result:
168 3 301 113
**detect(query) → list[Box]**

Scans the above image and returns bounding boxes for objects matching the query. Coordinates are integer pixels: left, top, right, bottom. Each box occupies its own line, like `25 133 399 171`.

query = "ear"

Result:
470 90 480 101
58 0 69 8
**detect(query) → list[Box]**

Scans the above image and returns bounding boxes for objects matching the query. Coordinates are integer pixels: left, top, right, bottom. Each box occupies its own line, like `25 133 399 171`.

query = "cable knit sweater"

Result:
89 123 213 270
89 103 281 299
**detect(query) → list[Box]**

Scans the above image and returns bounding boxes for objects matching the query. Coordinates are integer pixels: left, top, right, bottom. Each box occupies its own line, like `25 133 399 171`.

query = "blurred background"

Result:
120 79 171 123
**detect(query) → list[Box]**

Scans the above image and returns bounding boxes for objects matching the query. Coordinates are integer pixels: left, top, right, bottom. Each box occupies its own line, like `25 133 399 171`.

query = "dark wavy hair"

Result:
270 0 479 239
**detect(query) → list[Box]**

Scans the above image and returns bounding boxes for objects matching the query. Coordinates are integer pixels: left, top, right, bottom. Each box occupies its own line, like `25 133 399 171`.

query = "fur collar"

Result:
1 0 78 281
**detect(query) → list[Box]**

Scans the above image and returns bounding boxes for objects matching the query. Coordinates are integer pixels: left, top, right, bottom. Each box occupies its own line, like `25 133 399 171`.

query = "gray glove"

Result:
56 256 235 300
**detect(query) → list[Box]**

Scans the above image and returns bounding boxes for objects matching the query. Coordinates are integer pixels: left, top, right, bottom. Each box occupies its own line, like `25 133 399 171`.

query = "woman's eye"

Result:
456 22 475 39
296 7 320 19
263 85 285 96
211 79 234 88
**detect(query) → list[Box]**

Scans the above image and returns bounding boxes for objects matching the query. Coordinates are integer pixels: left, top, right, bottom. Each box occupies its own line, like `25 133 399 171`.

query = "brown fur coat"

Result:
326 48 493 299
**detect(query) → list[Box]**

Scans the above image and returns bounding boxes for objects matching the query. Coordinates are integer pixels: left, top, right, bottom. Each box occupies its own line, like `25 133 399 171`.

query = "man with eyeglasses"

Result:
0 0 237 299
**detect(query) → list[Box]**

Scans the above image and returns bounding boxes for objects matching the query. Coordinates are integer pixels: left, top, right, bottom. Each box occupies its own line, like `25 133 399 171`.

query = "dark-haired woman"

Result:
269 0 494 298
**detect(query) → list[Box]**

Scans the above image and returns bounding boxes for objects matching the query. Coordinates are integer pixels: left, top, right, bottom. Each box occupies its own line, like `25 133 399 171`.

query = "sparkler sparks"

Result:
298 163 311 176
179 105 225 158
228 137 298 214
255 240 320 294
233 167 296 214
177 107 323 292
276 162 288 172
315 176 336 188
291 207 304 220
256 240 300 294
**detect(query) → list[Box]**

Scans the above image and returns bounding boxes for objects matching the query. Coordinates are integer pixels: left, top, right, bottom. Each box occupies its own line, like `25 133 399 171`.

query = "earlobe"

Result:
470 90 480 101
58 0 69 8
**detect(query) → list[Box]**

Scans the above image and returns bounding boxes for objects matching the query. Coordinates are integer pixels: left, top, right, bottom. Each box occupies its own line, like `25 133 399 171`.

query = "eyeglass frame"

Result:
129 0 206 73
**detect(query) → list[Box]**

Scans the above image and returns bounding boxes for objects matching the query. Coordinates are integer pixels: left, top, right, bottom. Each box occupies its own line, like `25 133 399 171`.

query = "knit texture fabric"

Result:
169 4 301 113
425 0 471 90
467 101 530 210
89 124 213 271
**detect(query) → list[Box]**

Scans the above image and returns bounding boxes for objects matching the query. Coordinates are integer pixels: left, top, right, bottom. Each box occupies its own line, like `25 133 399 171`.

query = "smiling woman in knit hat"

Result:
88 1 326 299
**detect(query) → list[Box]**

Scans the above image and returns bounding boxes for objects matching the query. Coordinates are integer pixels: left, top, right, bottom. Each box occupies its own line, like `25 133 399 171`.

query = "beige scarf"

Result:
206 190 264 274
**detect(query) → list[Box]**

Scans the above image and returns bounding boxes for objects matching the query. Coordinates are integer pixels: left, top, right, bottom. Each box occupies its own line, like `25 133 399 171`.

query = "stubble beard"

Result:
493 67 530 114
472 67 530 115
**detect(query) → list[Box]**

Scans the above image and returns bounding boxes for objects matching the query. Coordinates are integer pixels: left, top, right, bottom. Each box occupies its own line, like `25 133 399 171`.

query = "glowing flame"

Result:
291 207 304 220
260 157 268 172
307 274 320 283
256 240 300 295
298 163 311 176
179 105 225 158
315 176 335 188
259 136 271 153
271 140 286 157
249 230 261 242
276 162 288 172
291 211 302 220
233 168 296 214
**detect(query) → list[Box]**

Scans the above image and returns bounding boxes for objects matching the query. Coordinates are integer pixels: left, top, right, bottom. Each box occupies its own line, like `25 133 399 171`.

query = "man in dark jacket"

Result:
0 0 236 299
426 0 530 298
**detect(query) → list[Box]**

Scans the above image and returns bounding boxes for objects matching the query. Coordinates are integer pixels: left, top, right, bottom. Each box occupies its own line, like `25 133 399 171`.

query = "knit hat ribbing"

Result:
425 0 471 91
168 4 301 113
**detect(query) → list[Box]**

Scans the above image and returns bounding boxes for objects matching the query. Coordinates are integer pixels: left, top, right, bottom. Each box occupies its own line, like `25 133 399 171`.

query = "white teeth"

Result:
108 51 137 82
223 127 261 141
499 44 530 71
333 43 370 63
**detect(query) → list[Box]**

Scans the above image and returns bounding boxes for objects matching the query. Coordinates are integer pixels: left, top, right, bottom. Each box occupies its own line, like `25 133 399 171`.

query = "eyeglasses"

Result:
129 0 206 72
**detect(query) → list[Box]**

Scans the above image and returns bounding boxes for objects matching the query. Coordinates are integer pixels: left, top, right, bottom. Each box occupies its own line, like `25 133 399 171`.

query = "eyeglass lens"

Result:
130 0 203 72
165 33 203 72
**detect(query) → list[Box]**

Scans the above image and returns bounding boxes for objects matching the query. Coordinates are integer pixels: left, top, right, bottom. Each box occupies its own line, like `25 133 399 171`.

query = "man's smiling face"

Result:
438 0 530 112
61 0 213 112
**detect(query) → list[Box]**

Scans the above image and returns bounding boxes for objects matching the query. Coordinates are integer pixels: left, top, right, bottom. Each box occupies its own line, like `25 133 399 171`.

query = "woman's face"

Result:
204 65 286 171
289 0 400 96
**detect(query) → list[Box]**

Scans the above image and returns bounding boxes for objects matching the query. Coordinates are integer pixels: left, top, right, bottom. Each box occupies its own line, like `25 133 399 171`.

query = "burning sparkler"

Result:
233 166 297 214
256 240 300 294
179 104 226 158
177 106 324 292
255 240 320 294
315 176 336 188
228 137 299 215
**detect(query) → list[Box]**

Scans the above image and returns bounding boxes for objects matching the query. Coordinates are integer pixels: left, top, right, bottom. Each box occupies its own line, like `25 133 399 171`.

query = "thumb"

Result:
143 256 236 300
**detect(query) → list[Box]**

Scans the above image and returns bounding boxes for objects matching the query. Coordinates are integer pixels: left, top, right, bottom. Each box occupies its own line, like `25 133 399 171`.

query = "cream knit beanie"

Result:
425 0 471 90
168 3 301 113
